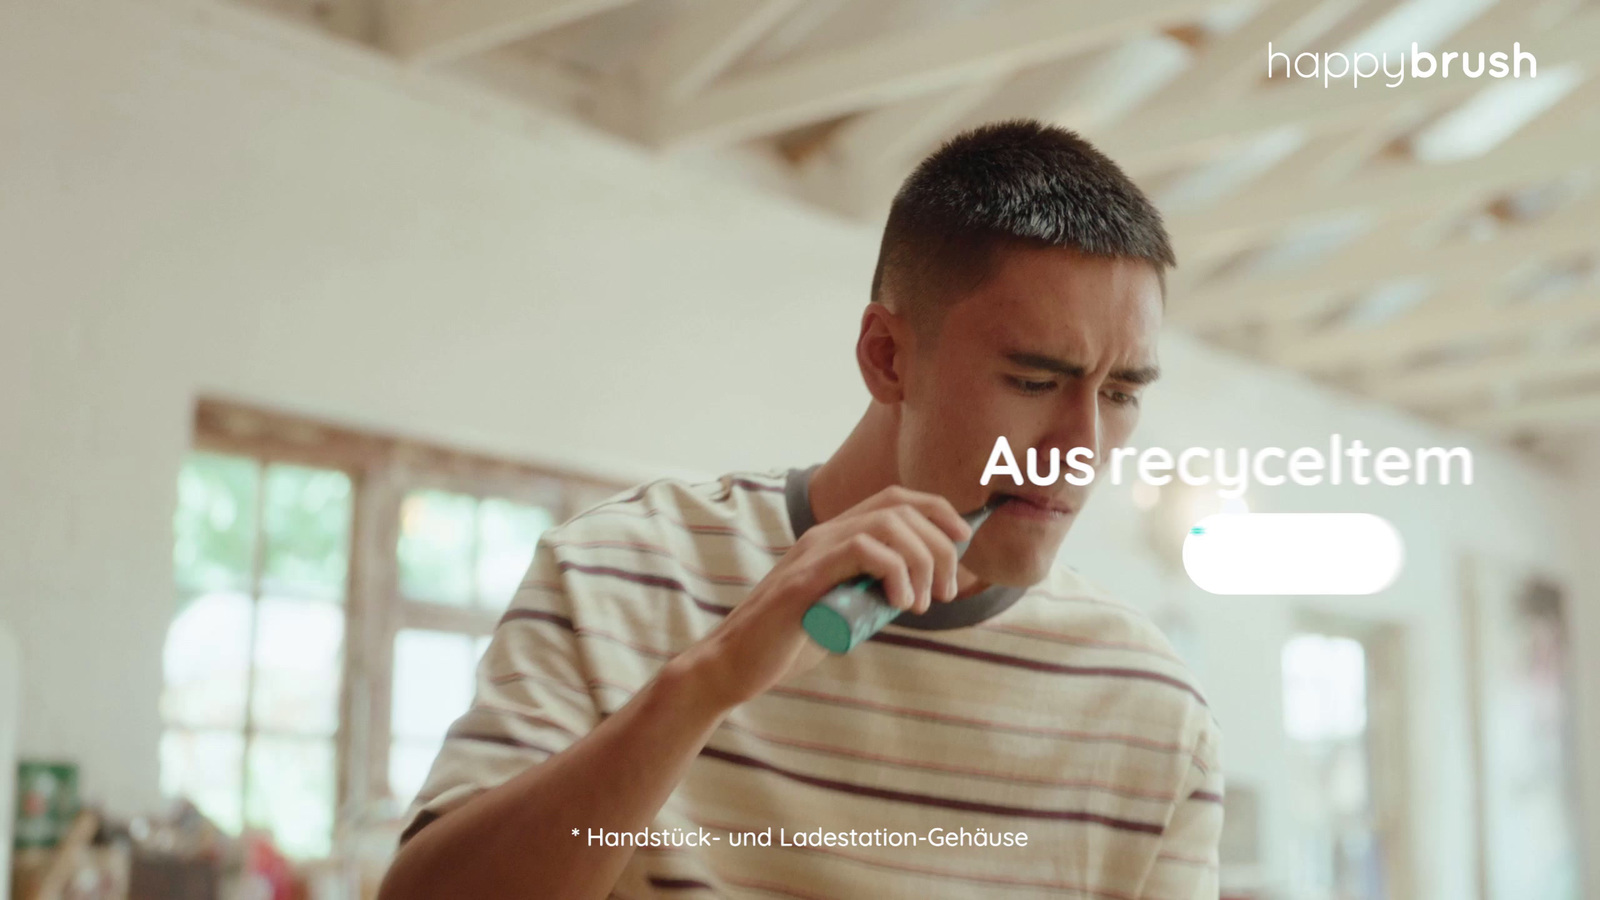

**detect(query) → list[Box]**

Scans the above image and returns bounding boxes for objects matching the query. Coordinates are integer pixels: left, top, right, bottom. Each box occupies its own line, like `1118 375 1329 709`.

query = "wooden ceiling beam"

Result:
1272 289 1600 370
1167 110 1600 263
826 78 1005 174
1177 193 1600 327
382 0 641 65
1453 390 1600 434
1139 0 1359 112
799 52 1109 220
1371 345 1600 403
634 0 803 102
649 0 1223 148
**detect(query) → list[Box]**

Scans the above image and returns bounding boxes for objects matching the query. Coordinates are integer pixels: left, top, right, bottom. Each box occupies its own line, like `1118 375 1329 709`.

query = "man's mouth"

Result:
990 492 1075 519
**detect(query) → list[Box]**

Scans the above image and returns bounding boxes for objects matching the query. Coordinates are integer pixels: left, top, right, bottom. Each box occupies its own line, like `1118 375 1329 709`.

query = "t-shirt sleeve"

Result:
1140 713 1226 899
398 534 602 845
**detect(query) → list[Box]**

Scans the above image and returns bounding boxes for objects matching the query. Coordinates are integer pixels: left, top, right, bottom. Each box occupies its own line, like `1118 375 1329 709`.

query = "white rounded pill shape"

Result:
1182 513 1403 595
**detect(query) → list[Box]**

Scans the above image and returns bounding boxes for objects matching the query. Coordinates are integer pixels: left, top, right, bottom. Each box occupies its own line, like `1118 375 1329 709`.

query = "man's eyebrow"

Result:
1005 352 1086 378
1005 352 1161 385
1113 365 1161 386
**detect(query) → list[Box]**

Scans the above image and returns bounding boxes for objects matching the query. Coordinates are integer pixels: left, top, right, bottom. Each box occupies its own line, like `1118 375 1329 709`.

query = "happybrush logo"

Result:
1268 41 1537 88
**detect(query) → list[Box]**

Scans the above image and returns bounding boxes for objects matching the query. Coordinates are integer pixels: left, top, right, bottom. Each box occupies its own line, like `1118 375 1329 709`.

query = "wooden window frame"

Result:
1288 610 1415 900
189 397 625 852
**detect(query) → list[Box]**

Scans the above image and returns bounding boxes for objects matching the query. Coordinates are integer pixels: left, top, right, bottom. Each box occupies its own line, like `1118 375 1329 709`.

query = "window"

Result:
385 490 554 809
1283 632 1377 899
1281 622 1412 900
160 400 623 859
164 453 351 858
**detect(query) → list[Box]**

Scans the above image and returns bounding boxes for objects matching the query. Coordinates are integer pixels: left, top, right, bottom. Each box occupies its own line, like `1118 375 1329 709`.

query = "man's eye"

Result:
1008 377 1056 395
1104 390 1140 407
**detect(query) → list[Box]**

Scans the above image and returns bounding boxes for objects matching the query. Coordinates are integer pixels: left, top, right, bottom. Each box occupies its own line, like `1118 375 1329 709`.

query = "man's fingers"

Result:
866 513 937 612
838 533 915 611
890 507 961 602
793 494 969 613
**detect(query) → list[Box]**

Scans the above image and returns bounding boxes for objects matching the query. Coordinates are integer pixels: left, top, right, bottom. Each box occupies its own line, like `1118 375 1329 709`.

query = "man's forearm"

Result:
377 656 729 900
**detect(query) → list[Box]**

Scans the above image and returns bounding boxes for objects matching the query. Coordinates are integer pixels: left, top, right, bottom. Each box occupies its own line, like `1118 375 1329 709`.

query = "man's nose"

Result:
1037 390 1101 463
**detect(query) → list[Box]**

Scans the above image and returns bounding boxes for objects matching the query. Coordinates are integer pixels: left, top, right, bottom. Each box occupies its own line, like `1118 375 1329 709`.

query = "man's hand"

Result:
672 485 972 711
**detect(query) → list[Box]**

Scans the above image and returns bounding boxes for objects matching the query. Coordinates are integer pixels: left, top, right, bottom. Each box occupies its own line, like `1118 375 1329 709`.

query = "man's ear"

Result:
856 302 910 403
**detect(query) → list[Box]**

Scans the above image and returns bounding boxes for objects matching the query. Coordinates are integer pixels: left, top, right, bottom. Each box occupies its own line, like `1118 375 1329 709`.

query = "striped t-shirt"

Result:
404 469 1224 899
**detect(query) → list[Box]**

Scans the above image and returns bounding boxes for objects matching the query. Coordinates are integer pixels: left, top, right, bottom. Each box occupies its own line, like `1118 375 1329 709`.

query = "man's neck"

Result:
807 412 898 525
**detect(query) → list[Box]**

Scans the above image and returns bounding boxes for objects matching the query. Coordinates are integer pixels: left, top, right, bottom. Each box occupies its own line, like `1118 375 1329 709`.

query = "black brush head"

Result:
962 494 1008 525
955 497 1006 557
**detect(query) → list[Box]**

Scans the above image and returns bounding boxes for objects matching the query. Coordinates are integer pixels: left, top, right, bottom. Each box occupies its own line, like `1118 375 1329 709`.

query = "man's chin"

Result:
964 515 1071 586
965 547 1056 589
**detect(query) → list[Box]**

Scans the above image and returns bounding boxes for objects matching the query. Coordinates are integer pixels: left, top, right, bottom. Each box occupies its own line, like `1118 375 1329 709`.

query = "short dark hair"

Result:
870 120 1174 334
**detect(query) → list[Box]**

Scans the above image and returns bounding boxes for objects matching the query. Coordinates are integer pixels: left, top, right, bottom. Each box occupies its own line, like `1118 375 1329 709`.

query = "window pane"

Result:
1283 633 1368 742
1282 632 1379 898
397 491 476 605
162 591 251 729
245 735 334 859
251 596 344 736
262 465 352 600
391 630 476 741
160 729 244 835
173 452 258 594
476 499 553 609
388 738 445 811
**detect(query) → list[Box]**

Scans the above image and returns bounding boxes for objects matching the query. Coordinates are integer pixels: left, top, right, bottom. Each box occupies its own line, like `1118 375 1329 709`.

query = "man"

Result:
380 120 1223 899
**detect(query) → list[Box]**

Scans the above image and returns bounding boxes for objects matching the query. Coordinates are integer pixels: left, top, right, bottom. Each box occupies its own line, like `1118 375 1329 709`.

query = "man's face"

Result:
896 244 1164 586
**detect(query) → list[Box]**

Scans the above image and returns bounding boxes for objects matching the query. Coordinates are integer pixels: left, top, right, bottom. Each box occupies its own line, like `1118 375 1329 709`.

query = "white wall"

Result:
0 624 18 900
0 2 1589 898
